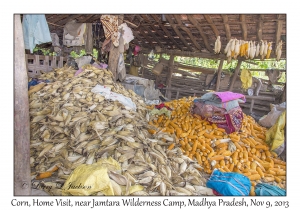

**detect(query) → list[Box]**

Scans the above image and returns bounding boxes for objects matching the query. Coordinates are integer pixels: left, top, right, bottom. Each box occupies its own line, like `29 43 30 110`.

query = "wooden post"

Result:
250 99 255 113
280 83 286 103
166 55 175 99
108 14 124 82
228 59 243 91
14 14 31 195
176 91 180 99
215 59 224 92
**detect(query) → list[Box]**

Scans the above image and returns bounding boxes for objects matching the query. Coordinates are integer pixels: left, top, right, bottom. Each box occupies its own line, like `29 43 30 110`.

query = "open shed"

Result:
14 13 287 196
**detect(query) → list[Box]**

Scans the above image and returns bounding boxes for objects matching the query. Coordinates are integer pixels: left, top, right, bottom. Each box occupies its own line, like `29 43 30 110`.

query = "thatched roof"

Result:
45 14 286 59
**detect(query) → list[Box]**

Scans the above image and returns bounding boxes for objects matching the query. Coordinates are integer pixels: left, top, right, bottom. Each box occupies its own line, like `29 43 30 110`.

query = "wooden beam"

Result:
140 14 151 22
80 15 96 23
47 14 69 24
160 49 225 59
257 14 263 41
165 15 193 51
166 55 175 99
14 14 31 195
204 14 220 38
244 60 258 65
229 59 243 91
276 14 284 47
221 14 231 41
187 15 214 53
215 59 224 91
88 15 102 23
245 95 275 102
150 14 182 50
174 15 202 51
240 103 270 112
240 15 247 40
56 14 82 25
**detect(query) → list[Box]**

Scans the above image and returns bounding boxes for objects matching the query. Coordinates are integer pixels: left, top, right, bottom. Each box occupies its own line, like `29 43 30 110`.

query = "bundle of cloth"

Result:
192 91 246 134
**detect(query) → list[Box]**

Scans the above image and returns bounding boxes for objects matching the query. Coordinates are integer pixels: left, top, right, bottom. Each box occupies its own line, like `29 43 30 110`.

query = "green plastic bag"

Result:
265 110 286 151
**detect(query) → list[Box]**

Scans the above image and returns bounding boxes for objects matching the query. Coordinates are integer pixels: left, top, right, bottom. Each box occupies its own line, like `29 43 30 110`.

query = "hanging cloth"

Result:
100 15 119 47
118 23 134 45
22 14 52 53
240 69 253 90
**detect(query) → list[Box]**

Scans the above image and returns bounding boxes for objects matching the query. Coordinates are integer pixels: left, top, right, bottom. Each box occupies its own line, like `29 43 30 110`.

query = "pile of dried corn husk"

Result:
29 65 208 196
148 97 286 195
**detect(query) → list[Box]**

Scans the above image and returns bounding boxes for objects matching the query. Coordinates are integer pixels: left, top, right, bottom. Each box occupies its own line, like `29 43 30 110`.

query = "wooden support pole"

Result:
228 59 243 91
14 14 31 195
204 15 220 38
176 91 180 99
108 14 124 82
250 99 255 113
166 55 175 99
215 59 224 91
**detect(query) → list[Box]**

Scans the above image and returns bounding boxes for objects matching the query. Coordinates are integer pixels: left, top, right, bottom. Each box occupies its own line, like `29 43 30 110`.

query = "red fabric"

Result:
192 102 243 134
213 189 223 196
155 103 172 111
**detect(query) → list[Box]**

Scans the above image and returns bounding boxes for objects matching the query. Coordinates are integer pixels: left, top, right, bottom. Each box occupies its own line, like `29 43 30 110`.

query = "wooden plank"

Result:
163 87 209 95
244 60 258 65
245 95 275 102
248 69 286 72
186 15 214 53
165 15 193 51
159 49 226 59
174 15 202 51
221 14 231 41
229 59 243 91
160 58 217 74
215 59 224 91
150 14 182 50
276 15 284 47
203 14 220 38
166 55 175 99
240 15 247 40
240 103 270 112
257 15 263 41
14 14 31 195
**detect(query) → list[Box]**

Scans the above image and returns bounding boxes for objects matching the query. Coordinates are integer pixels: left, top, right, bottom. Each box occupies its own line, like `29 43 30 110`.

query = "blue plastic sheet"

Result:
255 183 286 196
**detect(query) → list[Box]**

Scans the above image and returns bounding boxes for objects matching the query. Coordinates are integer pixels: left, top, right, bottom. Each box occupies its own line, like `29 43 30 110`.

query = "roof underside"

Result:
45 14 286 59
